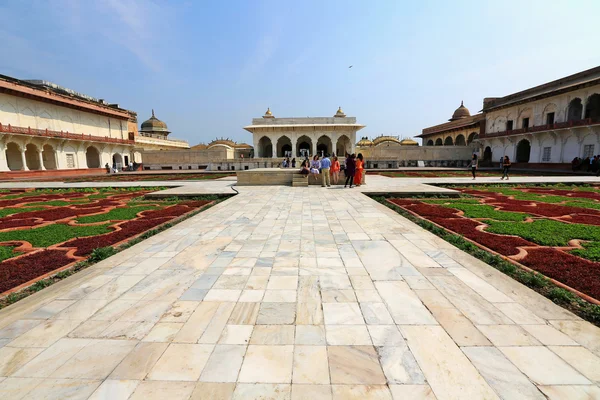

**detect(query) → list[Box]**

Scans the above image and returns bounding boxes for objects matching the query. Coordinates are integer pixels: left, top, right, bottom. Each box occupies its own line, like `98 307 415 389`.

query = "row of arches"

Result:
4 143 121 171
567 94 600 121
482 139 531 164
258 134 352 158
426 132 478 146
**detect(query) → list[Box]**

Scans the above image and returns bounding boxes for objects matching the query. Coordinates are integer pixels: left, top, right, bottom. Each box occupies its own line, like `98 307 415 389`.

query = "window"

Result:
231 166 235 170
66 154 75 168
244 166 249 170
546 112 555 125
506 120 514 130
178 166 182 170
373 163 378 168
584 144 595 159
542 147 552 162
188 166 192 170
522 118 529 130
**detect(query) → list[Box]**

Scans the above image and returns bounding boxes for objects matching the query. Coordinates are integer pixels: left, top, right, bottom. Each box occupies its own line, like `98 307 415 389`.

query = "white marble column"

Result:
38 151 46 170
0 146 9 171
20 150 29 171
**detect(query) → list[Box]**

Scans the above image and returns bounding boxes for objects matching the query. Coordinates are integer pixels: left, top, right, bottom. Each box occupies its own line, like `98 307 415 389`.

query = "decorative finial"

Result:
263 107 274 118
461 101 463 107
152 109 155 117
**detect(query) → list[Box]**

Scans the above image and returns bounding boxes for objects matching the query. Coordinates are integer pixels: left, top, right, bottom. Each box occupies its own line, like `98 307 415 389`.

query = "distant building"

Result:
243 107 365 158
478 66 600 166
0 74 136 172
417 102 484 147
135 109 189 151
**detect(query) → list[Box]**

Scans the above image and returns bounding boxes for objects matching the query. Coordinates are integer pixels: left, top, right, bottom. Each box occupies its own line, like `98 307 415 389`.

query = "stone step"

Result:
292 175 309 187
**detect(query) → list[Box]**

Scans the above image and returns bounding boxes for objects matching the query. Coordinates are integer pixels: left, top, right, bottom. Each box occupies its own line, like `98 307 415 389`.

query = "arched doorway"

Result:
276 136 292 157
258 136 273 158
336 135 351 156
585 94 600 119
483 146 492 161
86 146 101 168
444 136 453 146
42 144 57 170
516 139 531 163
568 98 583 121
25 144 41 170
467 132 478 145
112 153 123 169
296 135 312 158
426 139 434 146
455 135 466 146
435 138 443 146
317 135 332 156
6 142 23 171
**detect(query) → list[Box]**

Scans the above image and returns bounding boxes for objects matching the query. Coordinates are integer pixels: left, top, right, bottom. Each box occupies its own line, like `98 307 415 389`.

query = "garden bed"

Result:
387 184 600 303
0 188 222 297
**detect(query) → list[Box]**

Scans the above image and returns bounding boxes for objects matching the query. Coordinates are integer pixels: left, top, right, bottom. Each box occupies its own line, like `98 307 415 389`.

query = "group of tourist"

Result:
298 153 365 188
470 154 511 180
281 157 297 168
572 156 600 176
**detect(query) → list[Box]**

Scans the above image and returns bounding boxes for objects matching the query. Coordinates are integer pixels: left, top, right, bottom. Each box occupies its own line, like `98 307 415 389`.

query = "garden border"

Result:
0 197 225 304
384 198 600 306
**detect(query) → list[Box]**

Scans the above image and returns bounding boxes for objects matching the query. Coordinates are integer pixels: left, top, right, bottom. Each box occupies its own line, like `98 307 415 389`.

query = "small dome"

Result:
140 109 169 132
356 137 373 147
234 143 253 149
400 138 419 146
263 108 274 118
372 135 402 146
191 143 208 150
334 106 346 117
449 101 471 121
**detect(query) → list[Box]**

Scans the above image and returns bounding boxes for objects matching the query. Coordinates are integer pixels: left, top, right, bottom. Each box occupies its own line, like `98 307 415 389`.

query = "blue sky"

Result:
1 0 600 145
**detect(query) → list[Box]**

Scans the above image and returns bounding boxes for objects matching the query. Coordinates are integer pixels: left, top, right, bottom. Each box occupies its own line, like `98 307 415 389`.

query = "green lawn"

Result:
0 246 21 262
76 205 158 223
484 219 600 247
0 223 111 248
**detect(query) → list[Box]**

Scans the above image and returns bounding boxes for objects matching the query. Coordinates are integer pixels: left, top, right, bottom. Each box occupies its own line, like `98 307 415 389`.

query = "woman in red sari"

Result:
354 153 364 186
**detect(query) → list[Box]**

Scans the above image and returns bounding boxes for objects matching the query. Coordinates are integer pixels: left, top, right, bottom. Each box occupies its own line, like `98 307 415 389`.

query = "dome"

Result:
234 143 253 149
356 137 373 147
400 138 419 146
263 108 274 118
208 138 236 148
140 109 169 132
334 106 346 117
372 135 402 146
449 101 471 121
191 143 208 150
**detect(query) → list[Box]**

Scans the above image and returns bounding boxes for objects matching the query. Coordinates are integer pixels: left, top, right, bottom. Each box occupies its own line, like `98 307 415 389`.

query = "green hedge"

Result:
484 219 600 247
0 223 111 248
76 205 158 223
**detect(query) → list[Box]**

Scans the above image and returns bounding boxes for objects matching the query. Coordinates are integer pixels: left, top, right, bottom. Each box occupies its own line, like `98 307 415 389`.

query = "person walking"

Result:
470 154 478 179
320 154 332 187
501 156 511 180
331 156 340 185
354 153 364 186
344 153 356 188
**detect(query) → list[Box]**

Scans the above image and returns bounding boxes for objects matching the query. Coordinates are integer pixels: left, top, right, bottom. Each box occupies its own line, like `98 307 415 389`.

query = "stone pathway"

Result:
1 183 600 399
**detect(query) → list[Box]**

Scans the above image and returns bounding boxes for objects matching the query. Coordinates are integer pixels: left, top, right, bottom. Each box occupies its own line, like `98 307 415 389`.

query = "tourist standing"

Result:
354 153 364 186
470 154 478 179
331 156 340 184
291 158 296 168
310 155 321 183
344 153 356 188
501 156 511 180
320 154 332 187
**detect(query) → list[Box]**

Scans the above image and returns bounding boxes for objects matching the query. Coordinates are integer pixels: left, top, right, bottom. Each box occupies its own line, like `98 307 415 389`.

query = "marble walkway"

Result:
1 182 600 399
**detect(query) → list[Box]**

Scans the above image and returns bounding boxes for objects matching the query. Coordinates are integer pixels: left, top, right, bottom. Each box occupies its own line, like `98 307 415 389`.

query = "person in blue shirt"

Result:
320 154 332 187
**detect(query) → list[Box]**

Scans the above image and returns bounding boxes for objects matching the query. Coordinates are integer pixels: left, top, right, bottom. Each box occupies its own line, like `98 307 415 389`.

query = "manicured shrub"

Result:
0 249 74 294
88 246 118 263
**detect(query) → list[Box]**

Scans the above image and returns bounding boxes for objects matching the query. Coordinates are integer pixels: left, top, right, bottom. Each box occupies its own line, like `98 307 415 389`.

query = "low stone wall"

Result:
237 168 366 186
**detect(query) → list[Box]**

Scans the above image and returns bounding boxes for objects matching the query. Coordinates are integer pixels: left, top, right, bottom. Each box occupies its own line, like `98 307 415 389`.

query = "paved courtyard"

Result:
1 176 600 399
